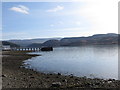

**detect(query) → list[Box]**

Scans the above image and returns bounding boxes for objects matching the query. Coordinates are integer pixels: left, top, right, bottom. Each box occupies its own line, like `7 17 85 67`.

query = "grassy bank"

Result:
2 51 120 88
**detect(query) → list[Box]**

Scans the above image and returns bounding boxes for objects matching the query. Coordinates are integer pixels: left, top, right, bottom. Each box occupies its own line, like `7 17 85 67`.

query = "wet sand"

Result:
2 51 120 88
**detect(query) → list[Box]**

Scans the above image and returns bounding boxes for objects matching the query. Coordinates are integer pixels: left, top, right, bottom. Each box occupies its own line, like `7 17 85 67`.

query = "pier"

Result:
11 48 41 51
5 47 53 52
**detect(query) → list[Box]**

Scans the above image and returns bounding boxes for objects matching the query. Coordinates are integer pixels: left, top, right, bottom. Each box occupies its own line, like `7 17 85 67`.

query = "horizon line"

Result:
2 33 118 41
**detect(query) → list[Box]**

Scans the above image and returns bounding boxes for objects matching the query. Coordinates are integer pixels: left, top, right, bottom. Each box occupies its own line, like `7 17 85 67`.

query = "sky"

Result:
2 0 119 40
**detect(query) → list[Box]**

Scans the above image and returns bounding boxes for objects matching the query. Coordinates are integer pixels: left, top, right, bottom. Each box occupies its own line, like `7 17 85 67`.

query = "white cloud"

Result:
50 24 54 27
10 5 29 14
78 0 118 34
60 27 87 31
46 5 64 12
76 21 81 25
18 5 29 11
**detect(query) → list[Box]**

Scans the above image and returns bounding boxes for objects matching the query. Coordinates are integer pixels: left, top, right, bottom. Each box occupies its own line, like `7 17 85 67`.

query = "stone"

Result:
62 79 67 82
70 76 73 78
51 82 61 87
107 81 112 83
2 74 7 77
29 76 34 78
58 73 61 75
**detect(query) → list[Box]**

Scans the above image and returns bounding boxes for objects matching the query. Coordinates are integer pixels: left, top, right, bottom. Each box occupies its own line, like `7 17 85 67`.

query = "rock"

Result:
95 82 100 85
70 76 73 78
14 77 16 80
108 79 115 81
29 76 34 78
46 76 49 78
85 82 91 87
29 84 31 87
51 82 61 87
75 78 79 81
29 73 33 75
69 74 74 78
58 73 61 75
56 76 59 78
2 74 7 77
49 74 53 75
62 79 67 82
107 81 112 84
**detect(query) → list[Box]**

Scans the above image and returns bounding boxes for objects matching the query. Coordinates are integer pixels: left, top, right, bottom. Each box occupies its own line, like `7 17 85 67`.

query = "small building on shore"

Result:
41 47 53 51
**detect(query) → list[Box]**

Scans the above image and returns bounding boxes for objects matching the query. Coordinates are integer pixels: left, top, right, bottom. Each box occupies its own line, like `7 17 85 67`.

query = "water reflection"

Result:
24 45 118 79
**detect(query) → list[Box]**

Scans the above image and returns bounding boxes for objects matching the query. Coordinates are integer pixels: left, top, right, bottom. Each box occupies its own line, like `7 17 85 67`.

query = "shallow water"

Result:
24 45 118 79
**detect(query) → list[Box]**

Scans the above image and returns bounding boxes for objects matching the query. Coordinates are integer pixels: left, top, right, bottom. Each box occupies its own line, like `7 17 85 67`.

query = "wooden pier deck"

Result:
11 48 41 51
3 47 53 51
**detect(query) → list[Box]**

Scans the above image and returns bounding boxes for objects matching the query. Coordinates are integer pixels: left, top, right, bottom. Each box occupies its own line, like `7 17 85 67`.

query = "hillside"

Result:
2 41 20 47
27 33 119 47
27 40 60 48
42 40 60 47
4 33 119 47
60 33 118 46
7 38 61 47
27 43 42 48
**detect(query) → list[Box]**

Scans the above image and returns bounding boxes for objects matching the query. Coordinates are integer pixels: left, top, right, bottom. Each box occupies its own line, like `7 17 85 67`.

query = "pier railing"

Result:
11 48 41 51
3 47 53 51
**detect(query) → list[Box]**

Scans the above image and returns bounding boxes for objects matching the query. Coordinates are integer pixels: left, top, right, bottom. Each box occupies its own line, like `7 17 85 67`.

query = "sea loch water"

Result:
24 45 118 79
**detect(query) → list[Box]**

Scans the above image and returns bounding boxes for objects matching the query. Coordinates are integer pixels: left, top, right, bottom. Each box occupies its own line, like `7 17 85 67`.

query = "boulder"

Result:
51 82 61 87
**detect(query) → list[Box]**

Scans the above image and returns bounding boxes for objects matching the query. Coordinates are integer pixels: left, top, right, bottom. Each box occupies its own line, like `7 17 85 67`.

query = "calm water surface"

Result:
24 45 118 79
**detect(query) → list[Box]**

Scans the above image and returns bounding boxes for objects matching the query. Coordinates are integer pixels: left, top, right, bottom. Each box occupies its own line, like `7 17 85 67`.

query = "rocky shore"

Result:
2 51 120 89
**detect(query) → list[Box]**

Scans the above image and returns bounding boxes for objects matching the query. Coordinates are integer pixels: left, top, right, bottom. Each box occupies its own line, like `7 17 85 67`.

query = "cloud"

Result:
59 27 86 31
50 24 54 27
79 0 118 34
10 5 29 14
58 21 64 24
76 21 81 25
46 5 64 12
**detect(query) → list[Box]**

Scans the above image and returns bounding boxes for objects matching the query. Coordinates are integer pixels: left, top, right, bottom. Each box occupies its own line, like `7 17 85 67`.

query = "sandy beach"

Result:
2 51 120 88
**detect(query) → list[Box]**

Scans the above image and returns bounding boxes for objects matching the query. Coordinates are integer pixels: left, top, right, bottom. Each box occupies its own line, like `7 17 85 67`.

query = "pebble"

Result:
57 73 61 75
29 76 34 78
62 79 67 82
108 81 112 84
2 74 7 77
51 82 61 87
46 76 49 78
70 76 73 78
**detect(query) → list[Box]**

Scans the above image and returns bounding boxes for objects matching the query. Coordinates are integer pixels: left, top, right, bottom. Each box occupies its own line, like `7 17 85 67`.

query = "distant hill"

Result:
60 33 118 46
7 38 61 47
42 40 60 47
4 33 120 47
27 33 119 47
27 43 42 48
2 41 20 47
27 40 60 47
